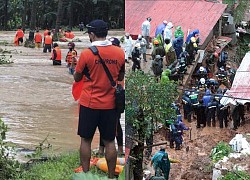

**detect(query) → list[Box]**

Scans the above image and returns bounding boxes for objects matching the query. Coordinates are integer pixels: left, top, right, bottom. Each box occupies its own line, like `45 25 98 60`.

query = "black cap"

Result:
109 37 120 47
85 19 108 34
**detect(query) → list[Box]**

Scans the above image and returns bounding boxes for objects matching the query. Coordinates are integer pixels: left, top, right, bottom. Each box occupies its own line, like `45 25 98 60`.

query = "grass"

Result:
17 151 115 180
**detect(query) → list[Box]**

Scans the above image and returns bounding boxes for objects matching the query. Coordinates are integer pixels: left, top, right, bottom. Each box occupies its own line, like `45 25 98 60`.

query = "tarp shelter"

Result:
221 52 250 105
125 0 227 46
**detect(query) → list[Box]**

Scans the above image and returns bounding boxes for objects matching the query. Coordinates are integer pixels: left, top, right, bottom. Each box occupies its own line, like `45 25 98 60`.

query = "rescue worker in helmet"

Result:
151 39 165 60
216 66 230 88
185 37 198 65
197 78 207 91
66 42 77 74
216 89 229 128
206 78 219 93
196 66 208 81
135 34 147 62
131 43 141 71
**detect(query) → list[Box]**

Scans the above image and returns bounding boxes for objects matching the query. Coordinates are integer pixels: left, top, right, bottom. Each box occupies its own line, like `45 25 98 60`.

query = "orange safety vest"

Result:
66 50 77 64
34 33 42 43
64 32 70 38
44 35 52 45
69 32 75 39
16 29 24 38
52 47 62 61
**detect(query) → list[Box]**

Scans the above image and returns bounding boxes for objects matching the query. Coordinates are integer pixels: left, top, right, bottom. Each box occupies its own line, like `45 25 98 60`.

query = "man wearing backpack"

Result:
73 19 125 179
151 55 163 82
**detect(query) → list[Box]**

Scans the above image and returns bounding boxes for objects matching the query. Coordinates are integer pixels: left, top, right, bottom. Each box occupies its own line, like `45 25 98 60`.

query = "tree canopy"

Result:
0 0 124 30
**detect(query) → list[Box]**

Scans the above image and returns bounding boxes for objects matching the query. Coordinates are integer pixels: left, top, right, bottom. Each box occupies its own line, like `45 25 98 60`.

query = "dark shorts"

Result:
18 38 23 43
78 105 118 141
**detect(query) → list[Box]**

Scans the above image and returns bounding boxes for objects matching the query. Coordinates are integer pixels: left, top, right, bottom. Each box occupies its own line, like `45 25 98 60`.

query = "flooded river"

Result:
0 31 124 154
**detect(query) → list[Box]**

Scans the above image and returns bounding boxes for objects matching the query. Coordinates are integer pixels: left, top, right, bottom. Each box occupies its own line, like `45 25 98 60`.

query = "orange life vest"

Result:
52 47 62 61
44 35 52 45
34 33 42 43
69 32 75 39
16 29 24 38
64 32 70 38
66 50 77 64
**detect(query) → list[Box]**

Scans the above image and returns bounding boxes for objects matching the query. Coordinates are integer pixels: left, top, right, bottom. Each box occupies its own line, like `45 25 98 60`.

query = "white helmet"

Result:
138 34 142 39
200 78 205 84
199 66 204 72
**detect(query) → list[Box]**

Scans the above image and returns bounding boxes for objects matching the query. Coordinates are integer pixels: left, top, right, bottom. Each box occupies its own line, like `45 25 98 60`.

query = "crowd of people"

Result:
125 17 249 180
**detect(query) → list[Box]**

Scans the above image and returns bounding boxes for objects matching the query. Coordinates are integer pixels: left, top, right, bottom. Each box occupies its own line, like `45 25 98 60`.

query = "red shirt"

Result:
75 44 125 109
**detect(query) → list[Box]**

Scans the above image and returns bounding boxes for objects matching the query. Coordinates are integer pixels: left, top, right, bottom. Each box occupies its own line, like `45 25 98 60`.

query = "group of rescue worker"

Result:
133 18 248 180
15 27 78 74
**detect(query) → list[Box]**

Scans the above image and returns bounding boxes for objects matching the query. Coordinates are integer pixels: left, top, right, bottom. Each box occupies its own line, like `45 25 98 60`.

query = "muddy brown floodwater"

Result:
0 30 125 156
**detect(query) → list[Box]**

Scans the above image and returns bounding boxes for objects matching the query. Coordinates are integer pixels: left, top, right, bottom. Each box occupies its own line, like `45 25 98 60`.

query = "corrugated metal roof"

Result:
225 52 250 104
125 0 227 45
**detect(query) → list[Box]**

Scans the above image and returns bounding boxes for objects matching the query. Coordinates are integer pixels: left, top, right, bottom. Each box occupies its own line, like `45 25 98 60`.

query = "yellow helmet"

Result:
191 37 196 43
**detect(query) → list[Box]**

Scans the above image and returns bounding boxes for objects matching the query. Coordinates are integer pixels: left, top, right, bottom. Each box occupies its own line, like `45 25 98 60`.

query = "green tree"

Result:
125 71 178 180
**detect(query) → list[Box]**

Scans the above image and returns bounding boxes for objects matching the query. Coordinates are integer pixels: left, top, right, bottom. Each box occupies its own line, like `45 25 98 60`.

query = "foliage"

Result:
218 170 250 180
223 0 249 24
126 70 178 137
0 0 124 30
125 70 178 180
0 118 22 179
210 141 233 163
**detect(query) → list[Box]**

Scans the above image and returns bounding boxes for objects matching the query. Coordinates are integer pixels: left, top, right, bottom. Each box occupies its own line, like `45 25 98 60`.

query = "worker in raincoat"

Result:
174 26 184 39
123 32 133 63
173 36 184 58
186 29 200 44
151 39 165 60
155 20 168 37
135 34 147 62
164 22 174 42
141 17 151 49
151 146 171 179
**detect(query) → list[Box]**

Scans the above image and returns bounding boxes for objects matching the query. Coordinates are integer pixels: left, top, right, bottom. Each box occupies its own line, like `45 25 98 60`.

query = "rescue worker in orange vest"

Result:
64 29 75 39
34 30 43 48
43 31 53 53
51 43 62 65
65 42 77 74
15 27 24 45
43 28 49 46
